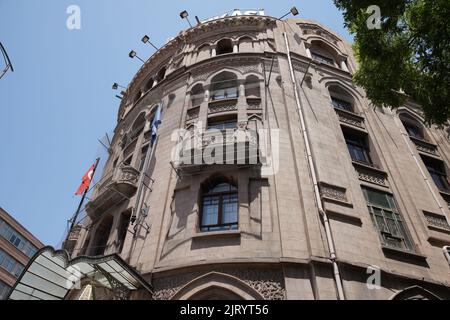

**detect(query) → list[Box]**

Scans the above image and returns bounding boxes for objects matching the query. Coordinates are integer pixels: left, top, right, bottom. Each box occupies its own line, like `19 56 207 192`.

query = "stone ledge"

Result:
381 246 428 264
192 230 242 240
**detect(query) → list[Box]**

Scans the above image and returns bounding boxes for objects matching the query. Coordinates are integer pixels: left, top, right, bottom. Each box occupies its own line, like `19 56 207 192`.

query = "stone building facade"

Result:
70 15 450 300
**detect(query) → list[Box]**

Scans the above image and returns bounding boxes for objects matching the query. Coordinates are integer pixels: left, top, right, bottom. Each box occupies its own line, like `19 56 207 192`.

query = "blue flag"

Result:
151 105 162 143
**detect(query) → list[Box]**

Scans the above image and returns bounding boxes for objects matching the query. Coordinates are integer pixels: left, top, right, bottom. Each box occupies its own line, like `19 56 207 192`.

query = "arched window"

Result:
238 37 254 53
328 85 354 112
145 78 154 91
210 71 238 101
245 75 261 98
310 41 338 67
91 215 114 256
155 67 166 83
190 84 205 107
133 90 142 104
399 113 425 140
201 179 238 232
216 39 233 55
197 44 211 61
130 112 146 141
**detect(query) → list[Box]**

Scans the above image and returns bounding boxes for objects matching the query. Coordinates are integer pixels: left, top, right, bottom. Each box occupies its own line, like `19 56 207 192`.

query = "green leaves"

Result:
334 0 450 124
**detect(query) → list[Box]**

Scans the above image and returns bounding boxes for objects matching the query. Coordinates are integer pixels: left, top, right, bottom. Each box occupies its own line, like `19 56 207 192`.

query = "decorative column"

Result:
233 43 239 53
305 43 312 59
340 56 350 72
238 82 247 122
211 46 217 57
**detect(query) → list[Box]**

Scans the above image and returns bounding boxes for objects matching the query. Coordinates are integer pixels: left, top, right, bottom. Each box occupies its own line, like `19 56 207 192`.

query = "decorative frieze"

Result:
319 183 348 203
247 98 262 110
208 101 238 114
152 268 285 300
353 162 388 187
335 108 365 129
410 137 438 156
424 212 450 231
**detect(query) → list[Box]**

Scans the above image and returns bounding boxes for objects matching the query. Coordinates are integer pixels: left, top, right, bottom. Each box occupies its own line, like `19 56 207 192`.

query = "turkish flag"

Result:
75 164 95 196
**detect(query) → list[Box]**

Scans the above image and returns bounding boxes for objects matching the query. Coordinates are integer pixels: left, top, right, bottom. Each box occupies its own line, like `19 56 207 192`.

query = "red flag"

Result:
75 164 95 196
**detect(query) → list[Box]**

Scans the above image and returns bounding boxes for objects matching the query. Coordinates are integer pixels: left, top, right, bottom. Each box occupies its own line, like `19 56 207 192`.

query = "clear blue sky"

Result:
0 0 351 246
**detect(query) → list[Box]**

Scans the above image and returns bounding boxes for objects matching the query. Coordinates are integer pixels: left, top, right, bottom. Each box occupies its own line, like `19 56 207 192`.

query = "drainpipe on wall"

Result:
282 32 346 300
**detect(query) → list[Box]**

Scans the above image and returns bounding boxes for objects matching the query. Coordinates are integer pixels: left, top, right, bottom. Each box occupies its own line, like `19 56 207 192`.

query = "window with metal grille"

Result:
362 187 414 252
311 51 335 65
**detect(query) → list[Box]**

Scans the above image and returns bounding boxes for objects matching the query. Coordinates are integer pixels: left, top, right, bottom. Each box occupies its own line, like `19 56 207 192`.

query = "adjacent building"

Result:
0 207 44 299
16 12 450 300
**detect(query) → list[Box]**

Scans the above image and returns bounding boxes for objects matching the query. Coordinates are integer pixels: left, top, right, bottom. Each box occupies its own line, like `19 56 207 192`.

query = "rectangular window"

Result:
331 97 353 112
421 156 450 192
0 249 25 278
210 87 238 101
343 131 372 165
207 118 237 131
311 52 335 65
0 280 11 300
362 187 413 252
0 218 38 258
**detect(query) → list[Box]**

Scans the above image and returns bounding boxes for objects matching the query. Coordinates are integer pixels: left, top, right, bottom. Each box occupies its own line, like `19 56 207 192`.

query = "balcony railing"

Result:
334 107 365 129
86 165 140 219
410 136 438 155
174 128 260 174
208 99 238 114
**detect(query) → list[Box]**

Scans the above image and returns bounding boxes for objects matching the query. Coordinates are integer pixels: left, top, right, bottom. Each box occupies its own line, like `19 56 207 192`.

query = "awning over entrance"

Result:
7 246 152 300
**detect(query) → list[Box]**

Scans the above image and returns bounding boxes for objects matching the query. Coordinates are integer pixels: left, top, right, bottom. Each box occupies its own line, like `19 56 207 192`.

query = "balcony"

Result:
208 99 238 115
86 165 140 220
174 128 260 175
410 136 438 156
334 108 365 129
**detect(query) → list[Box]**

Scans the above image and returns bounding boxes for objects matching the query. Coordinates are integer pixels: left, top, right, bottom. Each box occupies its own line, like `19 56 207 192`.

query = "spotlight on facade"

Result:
141 35 159 51
279 6 300 20
128 50 145 64
0 42 14 80
180 10 193 28
112 83 126 90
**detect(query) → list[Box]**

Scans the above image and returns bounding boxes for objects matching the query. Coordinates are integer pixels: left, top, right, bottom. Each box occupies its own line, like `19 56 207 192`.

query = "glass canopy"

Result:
7 246 152 300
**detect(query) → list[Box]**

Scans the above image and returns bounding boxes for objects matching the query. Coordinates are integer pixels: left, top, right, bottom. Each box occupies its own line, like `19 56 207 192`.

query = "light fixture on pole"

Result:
112 83 126 90
180 10 193 28
129 50 145 64
279 6 299 20
0 42 14 80
141 35 159 51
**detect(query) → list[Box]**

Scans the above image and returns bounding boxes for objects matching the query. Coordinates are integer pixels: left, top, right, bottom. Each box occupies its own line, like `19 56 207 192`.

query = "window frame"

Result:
343 132 373 165
362 187 414 252
200 182 239 232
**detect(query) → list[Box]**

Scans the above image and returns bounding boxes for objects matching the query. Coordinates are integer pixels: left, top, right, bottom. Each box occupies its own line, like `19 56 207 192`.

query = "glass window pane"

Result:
202 196 219 227
221 194 238 225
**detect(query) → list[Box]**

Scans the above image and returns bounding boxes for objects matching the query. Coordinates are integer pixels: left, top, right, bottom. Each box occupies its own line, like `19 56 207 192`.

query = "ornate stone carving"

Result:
335 108 365 129
208 101 238 114
354 163 388 187
192 58 262 83
152 267 286 300
424 212 450 231
320 183 348 203
410 137 438 155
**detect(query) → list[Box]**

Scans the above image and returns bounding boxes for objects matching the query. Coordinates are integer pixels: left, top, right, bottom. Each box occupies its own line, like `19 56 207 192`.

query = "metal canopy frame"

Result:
7 246 153 300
